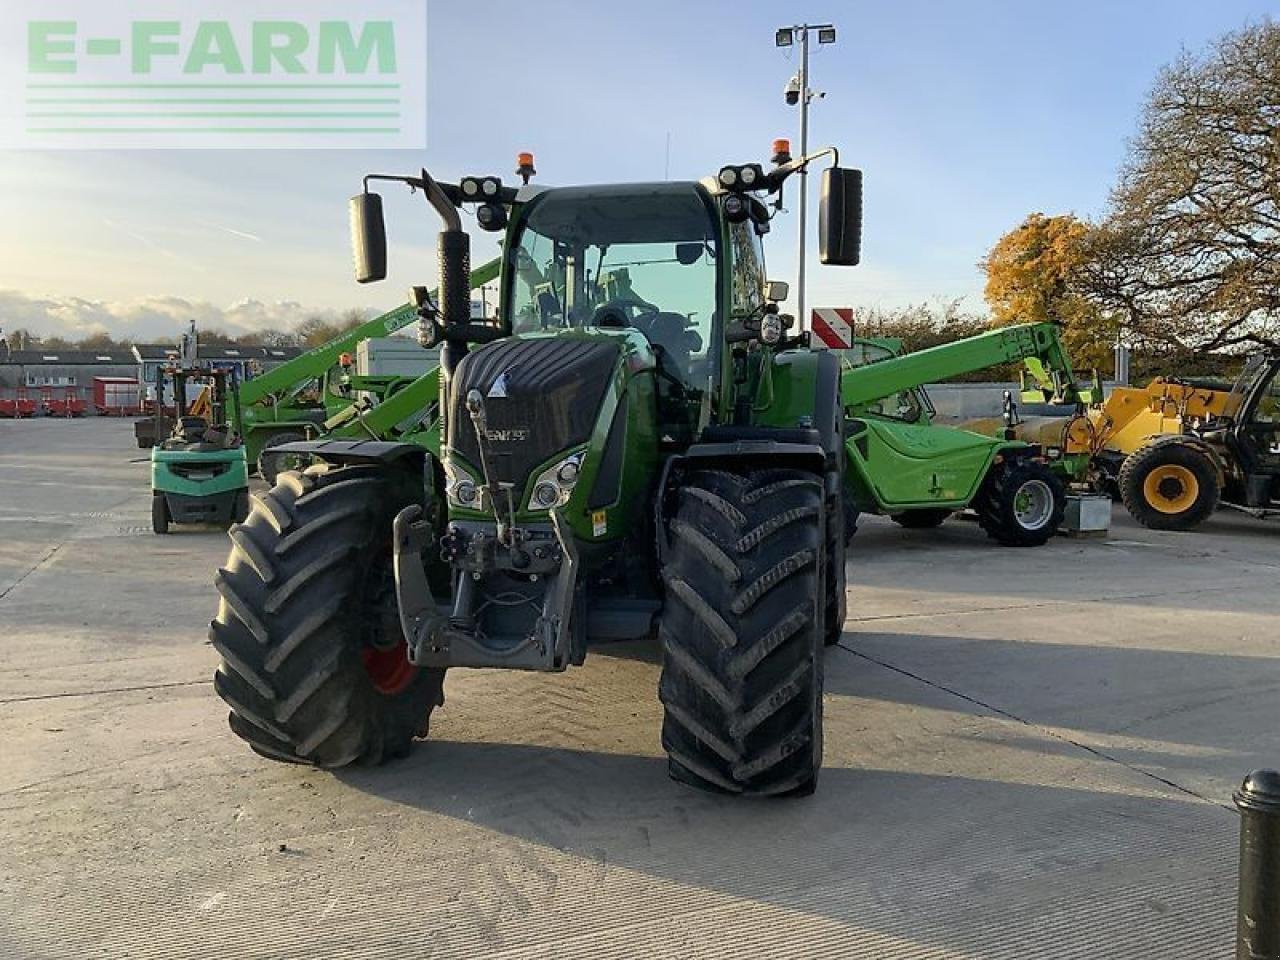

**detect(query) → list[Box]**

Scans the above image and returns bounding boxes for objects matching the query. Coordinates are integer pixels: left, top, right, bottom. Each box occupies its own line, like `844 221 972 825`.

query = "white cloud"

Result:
0 289 347 341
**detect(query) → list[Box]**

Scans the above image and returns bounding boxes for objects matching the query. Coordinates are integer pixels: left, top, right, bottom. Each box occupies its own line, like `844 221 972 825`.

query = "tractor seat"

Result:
176 415 209 443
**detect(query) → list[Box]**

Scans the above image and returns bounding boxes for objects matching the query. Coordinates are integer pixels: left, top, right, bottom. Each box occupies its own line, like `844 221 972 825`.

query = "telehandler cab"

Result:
212 148 863 796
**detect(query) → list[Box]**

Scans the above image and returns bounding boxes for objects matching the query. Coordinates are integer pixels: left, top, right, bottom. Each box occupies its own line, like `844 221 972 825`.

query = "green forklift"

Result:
151 367 249 534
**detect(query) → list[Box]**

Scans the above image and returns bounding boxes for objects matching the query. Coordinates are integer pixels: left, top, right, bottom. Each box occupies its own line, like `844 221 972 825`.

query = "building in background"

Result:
0 343 302 414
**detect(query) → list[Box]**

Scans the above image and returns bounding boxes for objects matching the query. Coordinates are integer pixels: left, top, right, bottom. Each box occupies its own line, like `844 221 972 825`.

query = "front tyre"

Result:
658 468 825 797
975 458 1065 547
1118 440 1219 531
211 464 445 767
151 494 169 535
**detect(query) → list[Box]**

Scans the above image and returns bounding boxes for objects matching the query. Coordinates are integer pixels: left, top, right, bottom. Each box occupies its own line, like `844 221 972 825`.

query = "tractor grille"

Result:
448 337 618 493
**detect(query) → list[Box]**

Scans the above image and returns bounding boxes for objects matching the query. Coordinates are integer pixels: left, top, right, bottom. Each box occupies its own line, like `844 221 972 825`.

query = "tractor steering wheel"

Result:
590 296 659 330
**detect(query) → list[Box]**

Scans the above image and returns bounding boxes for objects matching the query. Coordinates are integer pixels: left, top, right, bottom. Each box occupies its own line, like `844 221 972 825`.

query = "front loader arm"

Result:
231 256 501 418
324 367 442 451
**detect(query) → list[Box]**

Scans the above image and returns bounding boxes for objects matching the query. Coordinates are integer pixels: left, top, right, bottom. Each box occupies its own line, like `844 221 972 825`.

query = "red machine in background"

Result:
65 387 86 417
41 386 84 417
92 377 141 416
41 386 66 417
13 387 36 418
0 390 15 418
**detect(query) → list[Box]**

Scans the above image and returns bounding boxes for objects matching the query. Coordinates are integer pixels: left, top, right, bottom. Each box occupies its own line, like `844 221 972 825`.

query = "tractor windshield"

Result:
507 184 719 385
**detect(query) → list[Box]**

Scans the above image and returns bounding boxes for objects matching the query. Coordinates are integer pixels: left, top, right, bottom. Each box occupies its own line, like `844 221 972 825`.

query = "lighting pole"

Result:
776 23 835 332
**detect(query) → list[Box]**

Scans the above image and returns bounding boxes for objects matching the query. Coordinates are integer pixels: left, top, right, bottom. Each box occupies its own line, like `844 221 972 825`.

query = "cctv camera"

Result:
784 75 801 106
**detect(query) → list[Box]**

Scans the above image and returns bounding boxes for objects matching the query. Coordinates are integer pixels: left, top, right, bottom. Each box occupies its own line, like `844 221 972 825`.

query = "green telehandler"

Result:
838 323 1099 545
211 147 864 796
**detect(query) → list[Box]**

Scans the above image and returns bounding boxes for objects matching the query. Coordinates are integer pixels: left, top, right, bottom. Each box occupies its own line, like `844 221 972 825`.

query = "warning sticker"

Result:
591 510 607 537
811 307 855 349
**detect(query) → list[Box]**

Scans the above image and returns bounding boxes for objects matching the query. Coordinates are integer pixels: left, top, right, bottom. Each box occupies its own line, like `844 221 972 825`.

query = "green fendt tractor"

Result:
839 323 1098 545
211 147 864 796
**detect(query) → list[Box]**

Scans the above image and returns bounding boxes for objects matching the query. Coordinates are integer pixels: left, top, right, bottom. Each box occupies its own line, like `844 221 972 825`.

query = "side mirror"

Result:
350 192 387 283
818 167 862 266
675 242 705 266
764 279 789 303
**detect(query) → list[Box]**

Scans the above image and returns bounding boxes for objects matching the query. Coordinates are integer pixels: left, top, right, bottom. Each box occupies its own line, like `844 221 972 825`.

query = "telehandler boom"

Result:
228 258 499 477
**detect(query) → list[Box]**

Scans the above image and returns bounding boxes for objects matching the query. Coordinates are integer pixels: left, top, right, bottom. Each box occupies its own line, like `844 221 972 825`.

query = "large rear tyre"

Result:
256 431 310 486
658 468 825 797
891 508 951 529
1118 441 1219 531
211 464 445 767
974 458 1065 547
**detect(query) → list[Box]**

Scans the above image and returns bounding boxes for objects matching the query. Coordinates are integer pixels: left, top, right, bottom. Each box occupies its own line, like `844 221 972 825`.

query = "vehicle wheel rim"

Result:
361 562 417 696
361 639 417 696
1013 479 1055 531
1143 464 1198 514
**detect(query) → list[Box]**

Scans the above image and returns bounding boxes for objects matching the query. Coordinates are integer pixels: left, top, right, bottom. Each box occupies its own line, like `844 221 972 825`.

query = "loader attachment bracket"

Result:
393 504 447 665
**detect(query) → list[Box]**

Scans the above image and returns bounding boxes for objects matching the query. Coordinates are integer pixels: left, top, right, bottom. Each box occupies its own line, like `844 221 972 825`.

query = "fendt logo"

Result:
0 1 426 149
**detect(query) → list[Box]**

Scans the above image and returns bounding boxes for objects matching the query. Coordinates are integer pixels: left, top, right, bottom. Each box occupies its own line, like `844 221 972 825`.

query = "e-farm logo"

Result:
1 1 426 149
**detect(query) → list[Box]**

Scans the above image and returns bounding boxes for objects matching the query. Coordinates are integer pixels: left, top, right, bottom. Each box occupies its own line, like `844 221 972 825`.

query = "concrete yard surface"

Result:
1 418 1275 958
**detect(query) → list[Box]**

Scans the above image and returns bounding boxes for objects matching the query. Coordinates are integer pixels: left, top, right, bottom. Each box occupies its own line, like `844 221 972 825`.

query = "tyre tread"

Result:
658 467 824 797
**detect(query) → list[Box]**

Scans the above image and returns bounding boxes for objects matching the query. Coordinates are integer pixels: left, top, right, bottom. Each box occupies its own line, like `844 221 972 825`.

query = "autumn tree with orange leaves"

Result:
979 212 1118 371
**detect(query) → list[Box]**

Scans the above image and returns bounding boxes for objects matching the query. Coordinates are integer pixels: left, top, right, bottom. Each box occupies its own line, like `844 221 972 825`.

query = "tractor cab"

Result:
504 182 719 439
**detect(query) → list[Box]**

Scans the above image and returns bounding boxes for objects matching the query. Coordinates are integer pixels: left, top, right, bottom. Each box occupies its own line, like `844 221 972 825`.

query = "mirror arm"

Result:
765 146 840 194
361 171 462 232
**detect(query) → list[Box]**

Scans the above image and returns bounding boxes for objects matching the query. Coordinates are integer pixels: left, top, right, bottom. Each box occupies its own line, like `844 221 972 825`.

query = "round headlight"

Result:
557 460 580 485
455 480 477 505
760 314 784 345
718 167 738 187
481 178 498 197
724 194 745 218
533 481 560 508
460 179 479 197
739 165 758 186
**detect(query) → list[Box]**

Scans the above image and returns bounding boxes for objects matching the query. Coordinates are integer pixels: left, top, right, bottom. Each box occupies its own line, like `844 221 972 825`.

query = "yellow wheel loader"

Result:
969 355 1280 530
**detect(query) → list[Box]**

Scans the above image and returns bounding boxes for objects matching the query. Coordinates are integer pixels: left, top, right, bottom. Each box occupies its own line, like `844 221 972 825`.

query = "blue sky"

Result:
0 0 1274 340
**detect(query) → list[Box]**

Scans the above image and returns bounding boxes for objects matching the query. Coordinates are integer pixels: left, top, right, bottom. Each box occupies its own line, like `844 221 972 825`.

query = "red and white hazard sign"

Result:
810 307 854 349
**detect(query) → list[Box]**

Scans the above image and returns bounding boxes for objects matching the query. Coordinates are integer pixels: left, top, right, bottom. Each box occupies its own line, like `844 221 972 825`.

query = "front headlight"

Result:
443 458 481 508
527 449 585 511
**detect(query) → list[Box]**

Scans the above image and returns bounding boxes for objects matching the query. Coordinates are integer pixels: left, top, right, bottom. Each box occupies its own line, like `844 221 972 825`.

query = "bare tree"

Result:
1087 20 1280 352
